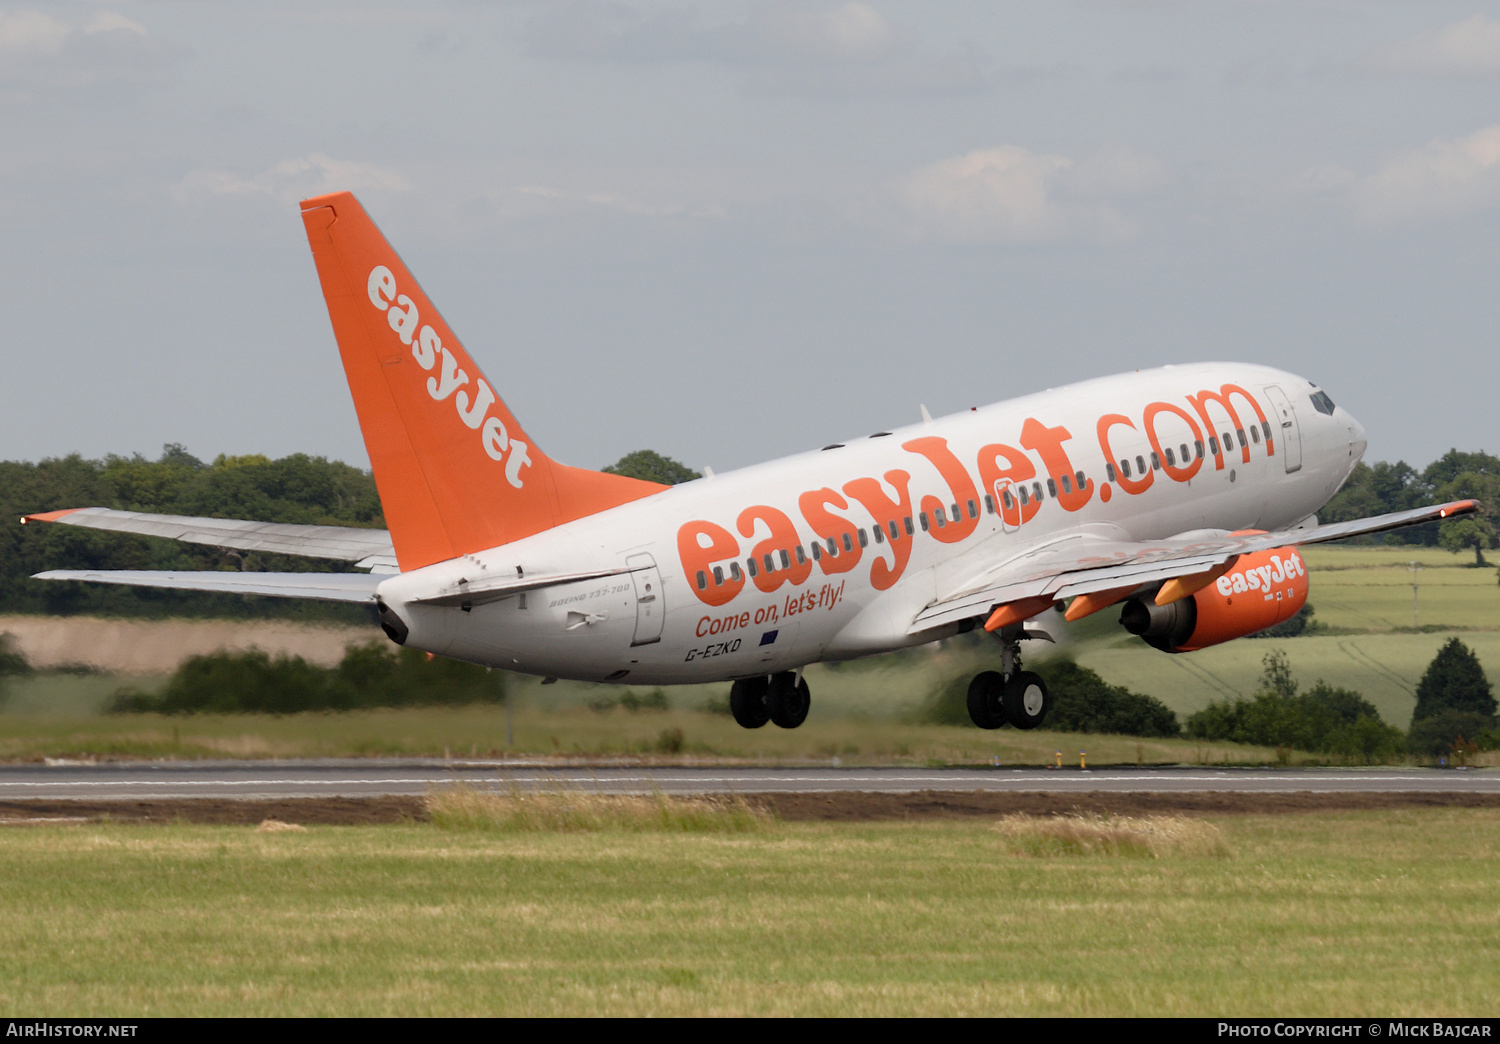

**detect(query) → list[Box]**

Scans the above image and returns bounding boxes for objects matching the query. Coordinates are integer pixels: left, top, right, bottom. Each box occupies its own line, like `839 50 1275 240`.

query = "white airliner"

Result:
25 192 1476 730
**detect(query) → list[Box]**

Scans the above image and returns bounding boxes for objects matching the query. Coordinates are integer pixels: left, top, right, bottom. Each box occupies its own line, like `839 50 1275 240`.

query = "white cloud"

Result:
0 8 180 88
1366 15 1500 77
894 145 1162 245
175 154 411 205
1353 126 1500 225
516 1 985 97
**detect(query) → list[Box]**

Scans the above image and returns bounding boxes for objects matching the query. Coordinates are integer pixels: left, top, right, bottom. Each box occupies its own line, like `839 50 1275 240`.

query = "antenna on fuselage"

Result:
920 404 933 425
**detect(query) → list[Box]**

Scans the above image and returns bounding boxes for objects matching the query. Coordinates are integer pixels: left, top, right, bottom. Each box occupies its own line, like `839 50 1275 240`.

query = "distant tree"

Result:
1411 638 1496 726
1438 516 1498 567
1259 649 1297 700
602 450 701 485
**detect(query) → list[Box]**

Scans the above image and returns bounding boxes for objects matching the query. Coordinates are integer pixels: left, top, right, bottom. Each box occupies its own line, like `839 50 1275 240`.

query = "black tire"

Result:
1002 670 1050 730
729 676 770 729
966 671 1005 729
768 672 811 729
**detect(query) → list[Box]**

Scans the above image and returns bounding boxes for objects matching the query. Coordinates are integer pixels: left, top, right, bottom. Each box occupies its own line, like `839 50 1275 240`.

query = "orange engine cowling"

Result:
1119 547 1310 653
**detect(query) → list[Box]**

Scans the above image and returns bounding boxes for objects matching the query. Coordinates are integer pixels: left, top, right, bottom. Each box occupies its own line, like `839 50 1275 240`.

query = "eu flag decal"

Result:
759 630 779 646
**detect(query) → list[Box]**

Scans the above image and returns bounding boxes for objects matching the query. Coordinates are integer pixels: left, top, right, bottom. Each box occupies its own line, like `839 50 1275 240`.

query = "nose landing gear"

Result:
729 671 810 729
966 626 1051 730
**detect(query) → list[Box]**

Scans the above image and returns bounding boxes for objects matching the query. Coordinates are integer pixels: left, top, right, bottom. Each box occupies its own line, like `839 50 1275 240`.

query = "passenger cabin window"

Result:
1135 455 1146 475
795 546 806 564
762 553 774 573
935 506 947 525
1262 421 1273 440
967 499 978 519
1047 478 1058 498
904 516 915 535
1209 436 1220 455
811 543 822 561
1150 452 1160 471
1222 431 1233 448
730 562 742 581
889 520 900 539
713 566 724 585
1059 475 1071 494
1236 428 1247 447
747 558 758 578
841 533 854 553
1106 463 1117 482
857 528 869 548
920 512 931 531
984 495 995 515
1249 426 1260 444
1164 447 1175 467
1075 470 1086 488
779 549 791 569
1180 443 1189 462
1003 489 1015 510
873 525 884 544
1119 459 1131 478
1195 440 1204 459
951 503 960 522
1032 482 1044 502
696 570 707 590
1018 487 1029 506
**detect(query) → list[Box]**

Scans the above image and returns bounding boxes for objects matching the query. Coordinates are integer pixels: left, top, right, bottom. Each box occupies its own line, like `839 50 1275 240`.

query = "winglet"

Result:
299 192 666 570
20 508 83 525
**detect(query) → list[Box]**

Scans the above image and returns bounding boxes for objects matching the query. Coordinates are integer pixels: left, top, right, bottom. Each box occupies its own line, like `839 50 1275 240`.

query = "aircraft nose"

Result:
1346 410 1368 461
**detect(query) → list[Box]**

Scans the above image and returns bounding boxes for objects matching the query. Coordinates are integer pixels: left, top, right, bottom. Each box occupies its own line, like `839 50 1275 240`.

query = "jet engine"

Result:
1119 547 1309 653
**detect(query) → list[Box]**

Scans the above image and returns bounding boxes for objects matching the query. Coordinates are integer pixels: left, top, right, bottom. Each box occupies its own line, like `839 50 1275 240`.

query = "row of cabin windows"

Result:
693 476 1114 588
1101 421 1275 482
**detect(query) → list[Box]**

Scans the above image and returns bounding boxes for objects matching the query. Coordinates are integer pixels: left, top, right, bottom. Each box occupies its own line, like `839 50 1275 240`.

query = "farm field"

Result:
0 807 1496 1016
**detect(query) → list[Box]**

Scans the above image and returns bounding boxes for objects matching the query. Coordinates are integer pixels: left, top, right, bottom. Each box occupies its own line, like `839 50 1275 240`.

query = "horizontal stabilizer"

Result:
407 566 637 608
30 570 383 603
22 507 397 572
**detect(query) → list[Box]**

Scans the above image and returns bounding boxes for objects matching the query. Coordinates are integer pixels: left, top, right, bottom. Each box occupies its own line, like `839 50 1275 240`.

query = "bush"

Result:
1186 653 1403 760
1406 710 1497 759
109 640 505 714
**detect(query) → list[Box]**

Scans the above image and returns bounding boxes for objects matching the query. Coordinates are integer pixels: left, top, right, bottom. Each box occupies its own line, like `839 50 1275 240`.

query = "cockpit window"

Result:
1309 390 1335 416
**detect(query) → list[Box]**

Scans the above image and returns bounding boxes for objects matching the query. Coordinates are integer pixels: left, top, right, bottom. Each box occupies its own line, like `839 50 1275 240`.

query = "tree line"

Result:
0 445 698 621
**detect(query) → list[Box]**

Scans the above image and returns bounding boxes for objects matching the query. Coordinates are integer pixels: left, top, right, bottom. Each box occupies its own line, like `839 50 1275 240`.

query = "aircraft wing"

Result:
28 569 383 603
21 507 397 572
910 499 1479 634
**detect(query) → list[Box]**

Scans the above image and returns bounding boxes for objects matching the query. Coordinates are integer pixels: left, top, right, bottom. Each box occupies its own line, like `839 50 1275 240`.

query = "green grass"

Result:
0 810 1497 1015
0 705 1302 765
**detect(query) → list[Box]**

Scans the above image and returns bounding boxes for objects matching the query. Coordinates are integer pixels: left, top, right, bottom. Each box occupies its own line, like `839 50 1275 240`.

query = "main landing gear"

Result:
966 626 1051 730
729 671 810 729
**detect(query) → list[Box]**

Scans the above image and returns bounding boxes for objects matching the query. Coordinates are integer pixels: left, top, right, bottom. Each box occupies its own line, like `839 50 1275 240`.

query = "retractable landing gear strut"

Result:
967 622 1052 731
729 670 810 730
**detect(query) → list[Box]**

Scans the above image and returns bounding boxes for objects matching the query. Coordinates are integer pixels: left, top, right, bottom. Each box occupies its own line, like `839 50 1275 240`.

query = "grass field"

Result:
0 808 1496 1016
0 705 1309 766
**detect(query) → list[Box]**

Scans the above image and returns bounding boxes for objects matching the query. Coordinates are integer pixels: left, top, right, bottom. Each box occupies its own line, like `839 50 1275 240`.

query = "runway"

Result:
2 760 1497 801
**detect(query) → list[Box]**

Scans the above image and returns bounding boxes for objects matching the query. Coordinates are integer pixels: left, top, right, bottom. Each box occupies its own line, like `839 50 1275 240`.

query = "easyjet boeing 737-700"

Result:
23 192 1477 730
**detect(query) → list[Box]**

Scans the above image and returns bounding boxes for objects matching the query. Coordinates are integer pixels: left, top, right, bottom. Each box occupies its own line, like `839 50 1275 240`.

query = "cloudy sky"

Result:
3 1 1499 476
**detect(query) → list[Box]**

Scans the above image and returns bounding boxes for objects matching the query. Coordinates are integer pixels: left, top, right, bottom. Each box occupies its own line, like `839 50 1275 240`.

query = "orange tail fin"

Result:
300 192 665 571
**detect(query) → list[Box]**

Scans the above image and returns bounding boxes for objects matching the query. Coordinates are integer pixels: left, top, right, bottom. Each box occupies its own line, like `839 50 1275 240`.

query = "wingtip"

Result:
21 508 84 525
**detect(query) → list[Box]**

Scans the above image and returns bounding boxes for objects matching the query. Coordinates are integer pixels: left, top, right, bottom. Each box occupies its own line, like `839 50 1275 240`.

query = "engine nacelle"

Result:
1120 546 1310 653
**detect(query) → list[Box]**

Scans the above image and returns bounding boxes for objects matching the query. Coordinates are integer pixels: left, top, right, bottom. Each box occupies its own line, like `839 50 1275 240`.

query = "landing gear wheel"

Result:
1002 671 1050 730
729 677 770 729
767 672 811 729
966 671 1005 730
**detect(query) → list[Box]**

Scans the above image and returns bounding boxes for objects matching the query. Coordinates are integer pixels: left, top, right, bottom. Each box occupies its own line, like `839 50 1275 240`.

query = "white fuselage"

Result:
375 362 1366 685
